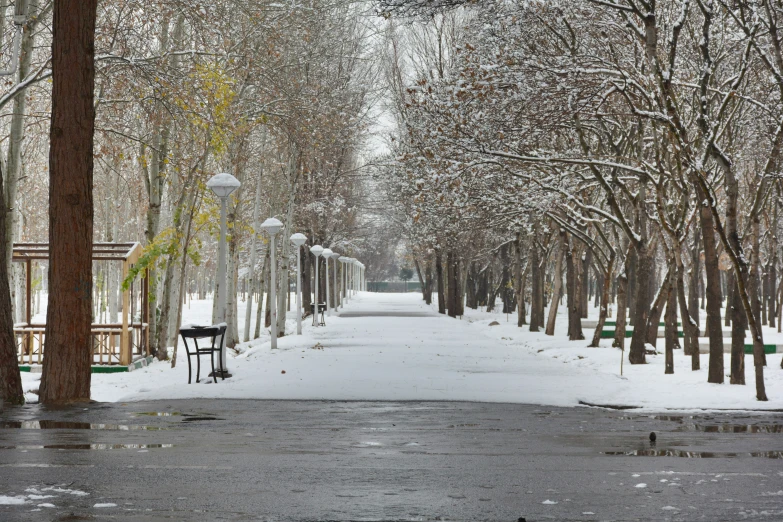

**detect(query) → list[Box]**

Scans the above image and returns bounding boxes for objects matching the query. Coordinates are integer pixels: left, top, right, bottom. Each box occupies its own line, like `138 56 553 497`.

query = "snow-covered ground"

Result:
19 292 783 411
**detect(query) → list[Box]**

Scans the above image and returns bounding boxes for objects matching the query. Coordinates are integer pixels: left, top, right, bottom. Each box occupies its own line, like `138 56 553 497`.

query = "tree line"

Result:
378 0 783 401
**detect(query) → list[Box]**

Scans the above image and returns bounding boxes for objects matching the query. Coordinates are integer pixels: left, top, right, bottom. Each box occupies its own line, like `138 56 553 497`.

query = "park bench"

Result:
179 324 227 384
311 302 326 326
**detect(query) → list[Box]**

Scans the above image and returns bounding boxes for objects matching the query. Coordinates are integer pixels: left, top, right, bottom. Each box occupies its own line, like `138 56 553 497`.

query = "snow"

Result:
0 496 26 505
18 292 783 411
93 503 117 508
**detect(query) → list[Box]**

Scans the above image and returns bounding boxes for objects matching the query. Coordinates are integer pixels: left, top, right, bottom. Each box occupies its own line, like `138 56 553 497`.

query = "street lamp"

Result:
260 217 283 349
338 256 348 308
207 172 241 376
310 245 324 326
290 233 307 335
329 251 340 310
322 248 333 316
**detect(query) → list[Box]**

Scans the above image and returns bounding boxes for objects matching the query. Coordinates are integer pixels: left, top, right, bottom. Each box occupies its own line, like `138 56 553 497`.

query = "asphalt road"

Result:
1 400 782 521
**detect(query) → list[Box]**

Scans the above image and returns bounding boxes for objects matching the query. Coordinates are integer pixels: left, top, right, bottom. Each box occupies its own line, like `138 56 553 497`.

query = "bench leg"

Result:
210 348 217 384
195 339 201 383
182 337 193 384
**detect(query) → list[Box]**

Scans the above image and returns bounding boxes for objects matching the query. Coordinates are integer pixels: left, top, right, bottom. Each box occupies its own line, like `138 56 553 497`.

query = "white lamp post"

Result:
330 251 340 310
322 248 333 316
338 256 347 308
352 259 358 297
290 233 307 335
206 172 240 376
310 245 324 326
260 218 283 348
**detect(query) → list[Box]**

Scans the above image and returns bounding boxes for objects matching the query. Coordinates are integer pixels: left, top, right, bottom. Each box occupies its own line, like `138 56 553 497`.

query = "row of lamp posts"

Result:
207 173 367 376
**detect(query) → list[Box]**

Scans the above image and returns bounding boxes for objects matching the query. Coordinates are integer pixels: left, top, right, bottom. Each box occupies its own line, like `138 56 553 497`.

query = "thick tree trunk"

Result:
730 272 746 385
565 235 584 341
0 161 23 405
700 198 725 384
447 250 458 318
545 231 565 336
529 234 544 331
39 0 98 404
421 257 433 305
628 242 653 364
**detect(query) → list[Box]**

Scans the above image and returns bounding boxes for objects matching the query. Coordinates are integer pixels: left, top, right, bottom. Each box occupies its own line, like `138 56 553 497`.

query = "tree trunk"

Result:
730 271 746 385
628 242 653 364
424 258 433 305
565 235 584 341
253 249 268 339
529 233 544 331
580 248 591 318
613 267 628 350
700 197 725 384
589 253 614 348
447 251 457 318
435 248 445 314
39 0 98 405
645 267 671 348
769 203 778 329
689 229 701 328
0 161 23 405
6 0 43 322
664 269 678 374
545 231 565 336
677 264 700 370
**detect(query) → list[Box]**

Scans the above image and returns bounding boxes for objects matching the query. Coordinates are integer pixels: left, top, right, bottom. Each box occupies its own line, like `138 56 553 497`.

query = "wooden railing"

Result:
15 323 149 366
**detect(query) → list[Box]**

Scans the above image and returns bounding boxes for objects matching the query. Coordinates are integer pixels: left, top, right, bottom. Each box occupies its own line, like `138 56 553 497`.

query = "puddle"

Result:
0 421 165 431
602 449 783 458
134 412 181 417
617 415 783 433
181 417 222 422
677 424 783 433
0 443 174 450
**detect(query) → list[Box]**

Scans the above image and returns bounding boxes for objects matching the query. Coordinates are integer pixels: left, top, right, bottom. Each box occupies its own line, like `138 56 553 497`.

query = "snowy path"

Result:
20 292 783 410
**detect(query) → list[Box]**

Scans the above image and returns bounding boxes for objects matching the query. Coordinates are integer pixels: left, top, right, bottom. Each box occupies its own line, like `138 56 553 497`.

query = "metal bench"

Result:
311 303 326 326
179 324 227 384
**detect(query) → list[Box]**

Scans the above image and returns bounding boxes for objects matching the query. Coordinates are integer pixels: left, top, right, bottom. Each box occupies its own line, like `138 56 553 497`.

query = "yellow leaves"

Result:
176 62 239 158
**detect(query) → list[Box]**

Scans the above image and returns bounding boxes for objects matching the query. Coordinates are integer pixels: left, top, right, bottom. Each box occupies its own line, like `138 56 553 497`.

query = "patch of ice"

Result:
635 483 647 488
542 499 558 504
41 487 88 496
662 505 679 510
0 495 26 505
94 503 117 508
38 503 56 508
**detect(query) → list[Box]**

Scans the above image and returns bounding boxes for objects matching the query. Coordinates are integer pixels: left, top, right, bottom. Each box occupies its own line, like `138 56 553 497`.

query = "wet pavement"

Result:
0 400 782 521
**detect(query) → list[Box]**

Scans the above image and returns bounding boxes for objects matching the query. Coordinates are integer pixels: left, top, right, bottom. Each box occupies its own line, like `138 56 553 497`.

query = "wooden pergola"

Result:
13 242 149 366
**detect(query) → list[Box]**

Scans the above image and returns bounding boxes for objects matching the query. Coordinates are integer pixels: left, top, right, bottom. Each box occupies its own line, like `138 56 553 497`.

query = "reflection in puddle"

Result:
602 449 783 458
0 421 165 431
0 443 174 450
617 415 783 433
680 424 783 433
